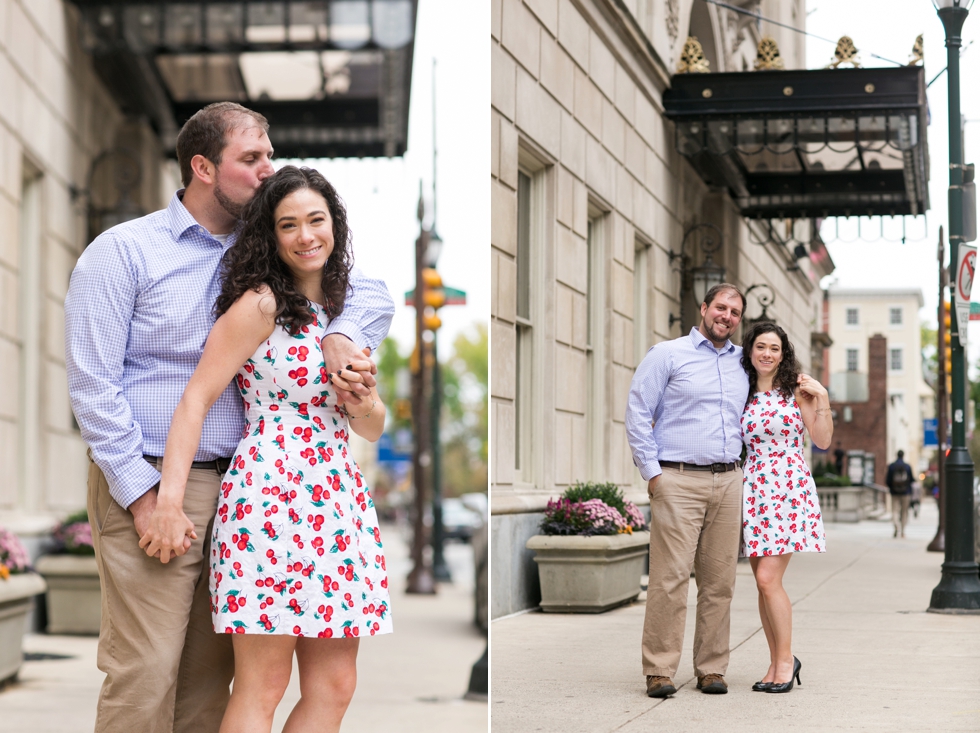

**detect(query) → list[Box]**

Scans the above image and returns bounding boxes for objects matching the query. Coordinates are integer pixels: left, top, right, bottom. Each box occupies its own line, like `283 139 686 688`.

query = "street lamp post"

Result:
929 0 980 612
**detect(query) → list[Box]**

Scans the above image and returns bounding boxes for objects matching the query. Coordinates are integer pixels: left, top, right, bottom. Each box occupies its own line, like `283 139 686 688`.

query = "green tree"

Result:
440 323 488 496
921 321 938 392
375 337 411 433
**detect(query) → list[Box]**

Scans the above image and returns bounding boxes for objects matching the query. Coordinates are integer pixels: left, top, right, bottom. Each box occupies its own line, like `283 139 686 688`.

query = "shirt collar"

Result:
165 189 241 246
689 326 735 354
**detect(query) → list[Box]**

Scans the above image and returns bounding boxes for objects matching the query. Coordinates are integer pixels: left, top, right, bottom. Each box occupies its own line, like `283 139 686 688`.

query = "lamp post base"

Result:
929 561 980 612
927 528 944 553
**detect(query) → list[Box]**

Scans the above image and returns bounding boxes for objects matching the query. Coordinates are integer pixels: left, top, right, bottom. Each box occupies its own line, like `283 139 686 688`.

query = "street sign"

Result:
954 242 976 347
404 286 467 306
923 418 938 449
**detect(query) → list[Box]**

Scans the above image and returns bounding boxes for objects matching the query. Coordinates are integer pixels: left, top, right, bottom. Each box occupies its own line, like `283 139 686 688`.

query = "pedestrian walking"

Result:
739 322 831 694
833 441 845 476
625 284 748 698
65 103 394 733
886 450 914 538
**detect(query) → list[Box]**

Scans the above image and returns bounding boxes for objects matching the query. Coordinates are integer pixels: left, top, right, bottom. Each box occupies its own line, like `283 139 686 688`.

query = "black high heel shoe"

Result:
751 681 773 692
765 656 801 694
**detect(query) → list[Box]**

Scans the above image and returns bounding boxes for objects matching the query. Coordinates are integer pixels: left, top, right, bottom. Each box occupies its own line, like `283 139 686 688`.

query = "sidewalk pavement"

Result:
491 501 980 732
0 523 487 733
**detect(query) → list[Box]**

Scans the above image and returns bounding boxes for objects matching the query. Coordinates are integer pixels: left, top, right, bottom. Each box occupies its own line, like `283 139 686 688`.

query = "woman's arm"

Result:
139 287 277 563
333 364 386 442
795 374 833 451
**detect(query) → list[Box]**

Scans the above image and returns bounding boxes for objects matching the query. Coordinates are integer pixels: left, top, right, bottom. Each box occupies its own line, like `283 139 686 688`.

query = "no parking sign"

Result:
954 242 977 347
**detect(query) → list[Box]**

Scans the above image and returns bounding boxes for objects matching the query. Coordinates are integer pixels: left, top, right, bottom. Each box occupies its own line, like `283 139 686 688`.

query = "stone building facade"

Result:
490 0 834 617
825 287 931 474
0 0 173 544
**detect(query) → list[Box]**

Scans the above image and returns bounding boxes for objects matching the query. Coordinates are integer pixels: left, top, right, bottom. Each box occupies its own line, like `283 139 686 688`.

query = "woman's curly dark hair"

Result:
741 321 800 401
214 165 353 333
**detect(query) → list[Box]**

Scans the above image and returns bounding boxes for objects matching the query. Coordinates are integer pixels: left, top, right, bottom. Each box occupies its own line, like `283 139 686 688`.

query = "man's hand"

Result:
136 492 196 564
322 337 376 403
648 476 661 495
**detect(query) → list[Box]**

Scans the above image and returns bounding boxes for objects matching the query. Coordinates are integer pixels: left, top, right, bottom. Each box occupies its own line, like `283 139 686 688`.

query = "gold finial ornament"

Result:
754 36 785 71
826 36 861 69
677 36 711 74
908 34 923 66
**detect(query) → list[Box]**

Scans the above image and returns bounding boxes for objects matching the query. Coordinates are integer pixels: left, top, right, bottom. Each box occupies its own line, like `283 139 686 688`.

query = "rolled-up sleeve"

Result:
65 234 161 509
625 345 672 481
326 267 395 352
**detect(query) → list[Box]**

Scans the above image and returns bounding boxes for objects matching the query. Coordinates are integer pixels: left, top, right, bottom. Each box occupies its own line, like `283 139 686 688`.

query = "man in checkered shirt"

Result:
65 102 394 733
626 284 749 699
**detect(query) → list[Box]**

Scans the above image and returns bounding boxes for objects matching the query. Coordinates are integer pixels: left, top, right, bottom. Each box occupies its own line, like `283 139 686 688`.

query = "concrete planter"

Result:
526 532 650 613
35 555 101 635
0 572 46 683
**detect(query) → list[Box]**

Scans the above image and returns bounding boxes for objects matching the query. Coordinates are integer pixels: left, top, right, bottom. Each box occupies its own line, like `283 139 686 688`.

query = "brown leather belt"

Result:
144 455 232 473
660 460 740 473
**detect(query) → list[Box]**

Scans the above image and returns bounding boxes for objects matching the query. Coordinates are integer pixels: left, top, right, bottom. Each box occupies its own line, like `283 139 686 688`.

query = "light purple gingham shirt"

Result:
65 191 395 509
625 328 749 481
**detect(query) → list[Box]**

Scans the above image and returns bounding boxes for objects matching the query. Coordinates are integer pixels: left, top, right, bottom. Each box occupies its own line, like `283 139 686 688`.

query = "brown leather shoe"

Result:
697 674 728 694
646 675 677 698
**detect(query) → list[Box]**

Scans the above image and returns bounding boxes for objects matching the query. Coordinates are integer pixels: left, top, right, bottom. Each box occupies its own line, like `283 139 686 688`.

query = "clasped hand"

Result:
323 336 376 408
134 489 197 563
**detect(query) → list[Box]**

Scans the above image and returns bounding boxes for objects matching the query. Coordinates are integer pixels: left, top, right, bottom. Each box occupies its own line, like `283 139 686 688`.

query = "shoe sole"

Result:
698 684 728 694
647 685 677 698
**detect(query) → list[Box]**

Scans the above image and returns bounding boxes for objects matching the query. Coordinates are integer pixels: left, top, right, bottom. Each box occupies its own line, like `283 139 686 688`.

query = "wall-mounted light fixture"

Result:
743 282 776 326
668 222 726 328
70 147 146 244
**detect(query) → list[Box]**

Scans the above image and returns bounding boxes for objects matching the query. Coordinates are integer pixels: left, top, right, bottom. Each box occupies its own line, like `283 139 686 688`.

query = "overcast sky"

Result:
803 0 980 364
282 0 488 357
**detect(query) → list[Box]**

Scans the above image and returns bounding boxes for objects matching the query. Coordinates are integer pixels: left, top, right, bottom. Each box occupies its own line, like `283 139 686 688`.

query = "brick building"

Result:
829 334 888 486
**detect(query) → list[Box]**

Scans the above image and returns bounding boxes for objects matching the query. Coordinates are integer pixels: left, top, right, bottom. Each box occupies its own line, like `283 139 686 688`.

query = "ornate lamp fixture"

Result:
668 223 726 327
742 283 776 326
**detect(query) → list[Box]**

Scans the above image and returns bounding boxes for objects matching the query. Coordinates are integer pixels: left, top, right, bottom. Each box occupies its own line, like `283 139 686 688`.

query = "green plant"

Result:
539 482 648 536
813 473 850 487
52 510 95 556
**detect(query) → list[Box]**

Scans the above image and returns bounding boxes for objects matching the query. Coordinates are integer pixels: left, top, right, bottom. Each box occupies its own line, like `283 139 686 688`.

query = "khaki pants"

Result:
87 460 234 733
891 493 910 536
641 466 742 679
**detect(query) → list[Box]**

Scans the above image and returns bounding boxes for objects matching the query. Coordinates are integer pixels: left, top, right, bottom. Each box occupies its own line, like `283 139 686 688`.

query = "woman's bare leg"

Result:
751 554 794 683
749 561 778 683
281 637 359 733
220 635 297 733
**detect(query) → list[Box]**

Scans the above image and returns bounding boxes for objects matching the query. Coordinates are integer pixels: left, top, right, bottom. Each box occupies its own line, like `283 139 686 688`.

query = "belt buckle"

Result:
711 462 725 473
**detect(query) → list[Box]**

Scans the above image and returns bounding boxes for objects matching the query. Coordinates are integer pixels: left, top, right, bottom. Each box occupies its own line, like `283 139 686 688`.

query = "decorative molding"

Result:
754 36 785 71
827 36 862 69
677 36 710 74
723 0 761 71
665 0 679 46
908 34 923 66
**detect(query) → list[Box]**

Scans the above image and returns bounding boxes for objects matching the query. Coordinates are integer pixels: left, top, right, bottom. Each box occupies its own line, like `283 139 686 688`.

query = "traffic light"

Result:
944 300 952 393
421 267 445 331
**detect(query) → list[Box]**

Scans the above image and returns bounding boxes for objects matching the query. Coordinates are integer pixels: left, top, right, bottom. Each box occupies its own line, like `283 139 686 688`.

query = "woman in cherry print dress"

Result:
740 321 832 694
142 166 390 733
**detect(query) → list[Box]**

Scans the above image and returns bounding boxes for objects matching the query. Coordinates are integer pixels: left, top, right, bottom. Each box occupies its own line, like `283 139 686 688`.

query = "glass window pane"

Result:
706 120 733 154
331 0 371 49
206 4 244 45
122 6 161 51
517 172 531 321
164 4 202 47
246 2 287 44
372 0 414 49
290 1 328 43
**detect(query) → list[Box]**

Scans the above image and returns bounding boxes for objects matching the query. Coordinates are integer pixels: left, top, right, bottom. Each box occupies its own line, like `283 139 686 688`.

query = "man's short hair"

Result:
175 102 270 187
703 283 746 311
897 450 905 459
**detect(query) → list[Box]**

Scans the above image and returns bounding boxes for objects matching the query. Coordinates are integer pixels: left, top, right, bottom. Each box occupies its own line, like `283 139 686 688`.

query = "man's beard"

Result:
707 319 732 341
214 177 246 219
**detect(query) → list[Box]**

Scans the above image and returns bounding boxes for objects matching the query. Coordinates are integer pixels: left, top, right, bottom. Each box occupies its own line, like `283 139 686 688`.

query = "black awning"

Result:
663 66 929 219
70 1 416 159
